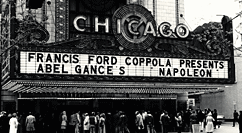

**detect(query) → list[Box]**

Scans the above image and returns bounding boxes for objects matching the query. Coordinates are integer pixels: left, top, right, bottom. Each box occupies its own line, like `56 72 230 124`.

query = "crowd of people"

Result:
158 108 219 133
0 108 233 133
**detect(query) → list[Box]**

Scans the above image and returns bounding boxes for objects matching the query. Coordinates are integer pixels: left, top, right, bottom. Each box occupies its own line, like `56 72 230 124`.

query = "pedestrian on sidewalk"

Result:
119 111 130 133
0 111 8 133
60 111 68 133
25 112 36 133
135 111 144 133
145 111 154 133
9 113 18 133
212 109 217 129
238 111 242 133
233 110 239 127
205 112 214 133
83 113 90 133
183 110 191 132
89 112 97 133
99 113 105 133
174 112 182 133
159 111 165 133
190 110 198 133
197 109 205 132
161 111 170 133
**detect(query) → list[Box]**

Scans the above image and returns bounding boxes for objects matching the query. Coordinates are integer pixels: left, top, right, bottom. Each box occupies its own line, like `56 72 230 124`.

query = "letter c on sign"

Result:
128 20 139 35
73 15 87 32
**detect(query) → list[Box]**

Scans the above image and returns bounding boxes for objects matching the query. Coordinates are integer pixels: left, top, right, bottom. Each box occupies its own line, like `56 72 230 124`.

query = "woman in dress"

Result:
205 112 214 133
9 113 18 133
61 111 68 133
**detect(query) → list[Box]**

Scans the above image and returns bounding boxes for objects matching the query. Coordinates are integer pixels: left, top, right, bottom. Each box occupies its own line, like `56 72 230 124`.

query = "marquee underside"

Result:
2 80 224 95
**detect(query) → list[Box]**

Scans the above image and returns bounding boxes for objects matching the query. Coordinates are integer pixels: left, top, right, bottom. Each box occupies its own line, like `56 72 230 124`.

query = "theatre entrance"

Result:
18 98 176 132
18 98 176 114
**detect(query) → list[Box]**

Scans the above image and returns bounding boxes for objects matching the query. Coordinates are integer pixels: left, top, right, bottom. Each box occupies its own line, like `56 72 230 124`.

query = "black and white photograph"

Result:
0 0 241 133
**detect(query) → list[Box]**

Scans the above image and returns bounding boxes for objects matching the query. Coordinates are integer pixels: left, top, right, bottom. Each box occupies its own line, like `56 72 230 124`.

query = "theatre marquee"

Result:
20 51 228 79
2 4 235 84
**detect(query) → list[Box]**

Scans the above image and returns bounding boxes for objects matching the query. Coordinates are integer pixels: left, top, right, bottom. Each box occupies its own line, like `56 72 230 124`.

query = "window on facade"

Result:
26 0 45 9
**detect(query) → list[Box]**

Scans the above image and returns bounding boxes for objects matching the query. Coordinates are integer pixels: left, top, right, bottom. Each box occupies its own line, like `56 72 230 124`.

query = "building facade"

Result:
190 1 242 120
0 0 235 123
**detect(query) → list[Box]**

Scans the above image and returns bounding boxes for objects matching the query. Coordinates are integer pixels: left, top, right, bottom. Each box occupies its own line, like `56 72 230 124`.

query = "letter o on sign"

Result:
175 24 190 38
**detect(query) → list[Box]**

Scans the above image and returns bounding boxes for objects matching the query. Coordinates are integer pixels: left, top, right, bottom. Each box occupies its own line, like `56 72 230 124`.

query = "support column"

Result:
177 92 188 111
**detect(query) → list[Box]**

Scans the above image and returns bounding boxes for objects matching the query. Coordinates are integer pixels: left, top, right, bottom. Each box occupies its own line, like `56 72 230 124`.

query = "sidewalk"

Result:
167 122 239 133
213 122 239 133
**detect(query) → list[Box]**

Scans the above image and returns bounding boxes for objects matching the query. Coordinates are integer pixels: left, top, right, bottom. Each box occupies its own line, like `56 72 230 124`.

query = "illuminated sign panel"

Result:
20 51 228 79
73 4 189 50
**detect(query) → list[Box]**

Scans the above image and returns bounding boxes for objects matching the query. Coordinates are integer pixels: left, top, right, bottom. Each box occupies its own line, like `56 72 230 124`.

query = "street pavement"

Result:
167 122 239 133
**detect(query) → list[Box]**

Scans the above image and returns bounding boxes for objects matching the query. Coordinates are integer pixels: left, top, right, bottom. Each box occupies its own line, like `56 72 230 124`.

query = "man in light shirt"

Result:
74 111 81 133
25 112 36 133
135 111 144 133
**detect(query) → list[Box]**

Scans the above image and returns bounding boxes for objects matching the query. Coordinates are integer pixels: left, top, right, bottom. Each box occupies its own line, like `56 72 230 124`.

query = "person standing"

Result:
89 112 97 133
238 111 242 133
95 112 100 133
141 111 147 133
119 111 130 133
190 111 198 133
159 111 165 133
83 113 90 133
135 111 144 133
212 109 217 129
183 110 191 132
69 112 76 133
61 111 68 133
25 112 36 133
233 110 239 127
197 109 204 132
8 113 13 133
113 111 120 133
174 112 182 133
160 111 170 133
1 111 9 133
74 111 82 133
9 113 18 133
145 111 154 133
0 111 4 132
17 112 24 133
99 113 106 133
205 112 214 133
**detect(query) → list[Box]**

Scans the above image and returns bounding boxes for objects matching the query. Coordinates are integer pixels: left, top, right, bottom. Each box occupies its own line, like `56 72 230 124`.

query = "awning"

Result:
3 80 223 94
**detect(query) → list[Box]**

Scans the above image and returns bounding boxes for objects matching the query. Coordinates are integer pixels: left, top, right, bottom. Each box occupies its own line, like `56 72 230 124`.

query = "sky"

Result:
184 0 240 30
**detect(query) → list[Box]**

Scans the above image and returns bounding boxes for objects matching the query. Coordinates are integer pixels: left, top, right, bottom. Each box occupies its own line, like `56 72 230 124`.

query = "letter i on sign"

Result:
117 19 121 34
